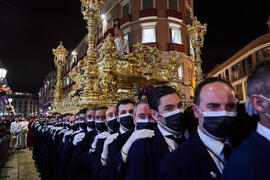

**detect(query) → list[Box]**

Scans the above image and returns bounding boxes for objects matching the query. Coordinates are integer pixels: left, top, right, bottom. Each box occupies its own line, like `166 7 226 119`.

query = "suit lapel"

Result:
192 131 221 179
154 127 170 155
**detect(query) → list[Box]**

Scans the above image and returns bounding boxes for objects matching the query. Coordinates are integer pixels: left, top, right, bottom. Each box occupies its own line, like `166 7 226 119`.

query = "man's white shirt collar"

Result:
197 127 227 159
257 122 270 142
158 124 174 137
87 127 94 132
158 124 179 151
197 127 231 173
119 126 128 134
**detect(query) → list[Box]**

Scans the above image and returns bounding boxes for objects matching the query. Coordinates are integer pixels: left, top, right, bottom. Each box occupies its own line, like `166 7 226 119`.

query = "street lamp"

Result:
0 67 7 84
187 17 207 86
79 0 105 105
52 42 68 108
8 98 12 104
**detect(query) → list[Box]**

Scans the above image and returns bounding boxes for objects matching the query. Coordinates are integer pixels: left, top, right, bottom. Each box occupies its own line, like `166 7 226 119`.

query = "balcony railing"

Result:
139 9 157 18
168 43 185 52
120 15 131 25
143 42 158 48
231 64 253 81
166 9 183 20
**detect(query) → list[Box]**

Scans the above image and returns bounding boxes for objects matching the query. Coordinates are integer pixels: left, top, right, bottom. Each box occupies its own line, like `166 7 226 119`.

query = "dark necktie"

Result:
222 143 233 162
166 135 184 145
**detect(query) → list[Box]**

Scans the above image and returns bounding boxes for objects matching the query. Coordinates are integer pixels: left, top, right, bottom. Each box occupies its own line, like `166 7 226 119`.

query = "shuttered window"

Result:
168 0 178 11
142 0 154 10
122 3 129 17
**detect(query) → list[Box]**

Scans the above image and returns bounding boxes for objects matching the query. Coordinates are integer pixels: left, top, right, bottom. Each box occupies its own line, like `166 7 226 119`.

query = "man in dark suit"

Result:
100 99 135 180
56 114 75 179
86 106 114 179
106 105 120 134
124 85 186 180
66 108 97 180
85 105 119 179
159 78 239 180
99 100 156 180
222 61 270 180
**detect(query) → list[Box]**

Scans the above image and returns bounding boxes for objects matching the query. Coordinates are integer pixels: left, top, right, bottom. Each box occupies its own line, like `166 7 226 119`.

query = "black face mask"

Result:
95 122 107 132
107 118 120 132
136 119 157 130
78 122 87 130
120 115 134 130
161 109 185 133
87 120 95 129
202 111 237 138
70 124 77 131
137 122 156 130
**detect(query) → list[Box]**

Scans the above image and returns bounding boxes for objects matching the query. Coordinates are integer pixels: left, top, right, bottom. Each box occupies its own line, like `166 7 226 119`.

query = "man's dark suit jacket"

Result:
124 127 185 180
100 130 133 180
67 130 96 180
222 130 270 180
159 131 221 180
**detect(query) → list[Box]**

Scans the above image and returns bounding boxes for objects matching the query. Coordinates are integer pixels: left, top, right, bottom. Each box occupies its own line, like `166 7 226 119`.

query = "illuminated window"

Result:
142 28 156 43
170 28 182 44
169 23 182 44
178 66 183 80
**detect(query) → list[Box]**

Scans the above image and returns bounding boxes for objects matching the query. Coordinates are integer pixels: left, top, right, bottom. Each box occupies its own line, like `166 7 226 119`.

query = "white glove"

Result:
121 129 155 162
72 132 85 145
245 98 258 116
101 133 119 165
89 131 111 154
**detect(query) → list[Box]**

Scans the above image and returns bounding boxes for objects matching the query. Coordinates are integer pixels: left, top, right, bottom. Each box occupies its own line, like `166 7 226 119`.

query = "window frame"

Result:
167 0 178 11
121 0 130 17
141 22 157 43
178 65 183 80
141 0 155 10
168 23 182 44
142 28 156 43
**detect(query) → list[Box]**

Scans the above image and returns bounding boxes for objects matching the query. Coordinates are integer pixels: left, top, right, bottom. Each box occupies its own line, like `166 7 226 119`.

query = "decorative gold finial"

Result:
187 16 207 86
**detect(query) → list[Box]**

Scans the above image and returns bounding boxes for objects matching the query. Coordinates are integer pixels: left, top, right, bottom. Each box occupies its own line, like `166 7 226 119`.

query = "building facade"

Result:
207 17 270 102
60 0 196 101
10 92 39 116
39 71 57 115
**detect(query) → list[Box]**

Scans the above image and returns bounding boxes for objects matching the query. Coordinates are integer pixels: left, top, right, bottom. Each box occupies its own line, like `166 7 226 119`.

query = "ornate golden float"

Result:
51 0 206 114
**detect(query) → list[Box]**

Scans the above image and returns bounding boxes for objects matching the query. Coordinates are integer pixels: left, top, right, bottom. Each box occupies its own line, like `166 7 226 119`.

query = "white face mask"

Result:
260 95 270 119
245 98 258 116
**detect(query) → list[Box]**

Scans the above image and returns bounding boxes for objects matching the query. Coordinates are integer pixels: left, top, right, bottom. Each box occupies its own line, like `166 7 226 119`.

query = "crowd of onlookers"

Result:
0 115 36 169
9 116 32 150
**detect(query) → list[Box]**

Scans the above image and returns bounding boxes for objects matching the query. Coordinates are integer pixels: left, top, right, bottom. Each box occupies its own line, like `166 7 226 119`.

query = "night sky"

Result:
0 0 269 94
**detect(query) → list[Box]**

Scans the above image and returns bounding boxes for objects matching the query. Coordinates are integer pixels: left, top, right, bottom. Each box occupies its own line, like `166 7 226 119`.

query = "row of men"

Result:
31 60 270 180
0 117 11 139
9 117 29 149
